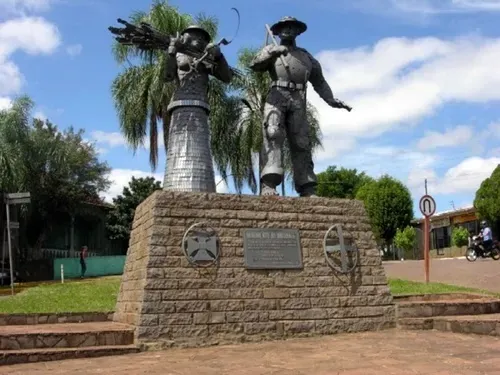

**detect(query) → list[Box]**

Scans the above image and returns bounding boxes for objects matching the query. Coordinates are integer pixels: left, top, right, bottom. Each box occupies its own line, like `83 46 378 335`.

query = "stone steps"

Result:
0 321 138 366
397 299 500 318
0 312 113 326
399 314 500 337
0 345 140 366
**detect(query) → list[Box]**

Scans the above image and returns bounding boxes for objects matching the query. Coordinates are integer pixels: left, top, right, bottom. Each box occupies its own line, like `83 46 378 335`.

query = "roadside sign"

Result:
5 192 30 200
7 198 30 205
8 222 19 229
5 192 31 205
419 194 436 217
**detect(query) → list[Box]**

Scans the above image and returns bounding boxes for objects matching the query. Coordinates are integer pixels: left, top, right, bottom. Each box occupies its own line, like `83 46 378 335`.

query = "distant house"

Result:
19 201 126 260
412 205 480 253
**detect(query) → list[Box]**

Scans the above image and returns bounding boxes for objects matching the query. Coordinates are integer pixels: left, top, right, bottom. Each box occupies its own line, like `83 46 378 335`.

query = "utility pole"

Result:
420 179 435 284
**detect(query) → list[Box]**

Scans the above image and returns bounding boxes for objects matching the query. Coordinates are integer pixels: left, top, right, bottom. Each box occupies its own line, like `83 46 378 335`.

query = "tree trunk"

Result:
0 192 4 255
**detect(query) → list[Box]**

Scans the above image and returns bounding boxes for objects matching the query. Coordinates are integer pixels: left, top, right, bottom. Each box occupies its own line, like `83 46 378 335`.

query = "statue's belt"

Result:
271 80 307 91
168 100 210 113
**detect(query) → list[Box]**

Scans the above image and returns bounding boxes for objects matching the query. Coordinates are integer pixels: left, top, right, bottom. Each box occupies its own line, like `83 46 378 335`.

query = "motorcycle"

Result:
465 234 500 262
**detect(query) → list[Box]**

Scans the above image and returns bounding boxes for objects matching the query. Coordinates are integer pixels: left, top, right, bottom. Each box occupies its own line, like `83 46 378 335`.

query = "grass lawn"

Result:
0 277 494 314
388 278 496 297
0 277 121 314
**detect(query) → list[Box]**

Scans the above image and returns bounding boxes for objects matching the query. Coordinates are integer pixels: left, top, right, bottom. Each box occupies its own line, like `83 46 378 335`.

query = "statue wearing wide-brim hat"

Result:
249 15 352 198
270 16 307 36
180 25 212 42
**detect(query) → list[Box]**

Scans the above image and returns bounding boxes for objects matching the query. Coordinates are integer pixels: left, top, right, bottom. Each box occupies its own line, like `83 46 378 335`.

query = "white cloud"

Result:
0 16 61 96
417 125 473 150
91 131 127 148
0 97 12 110
309 35 500 142
102 169 229 202
33 110 47 120
214 175 229 193
409 157 500 195
0 0 55 16
66 43 82 57
102 169 164 202
91 130 165 150
353 0 500 14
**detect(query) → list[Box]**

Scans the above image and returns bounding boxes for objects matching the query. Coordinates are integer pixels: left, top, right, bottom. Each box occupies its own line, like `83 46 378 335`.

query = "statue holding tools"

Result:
250 16 352 197
109 12 240 192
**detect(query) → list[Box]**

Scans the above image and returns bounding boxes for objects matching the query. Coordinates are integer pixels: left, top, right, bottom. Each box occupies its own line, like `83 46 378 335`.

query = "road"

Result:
384 258 500 292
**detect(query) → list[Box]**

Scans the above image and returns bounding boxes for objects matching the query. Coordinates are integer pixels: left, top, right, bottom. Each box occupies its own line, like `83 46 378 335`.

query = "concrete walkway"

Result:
3 330 500 374
384 258 500 292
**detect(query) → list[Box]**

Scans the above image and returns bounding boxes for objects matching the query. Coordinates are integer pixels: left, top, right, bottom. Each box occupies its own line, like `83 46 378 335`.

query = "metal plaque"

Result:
182 222 220 267
243 228 303 269
323 224 359 273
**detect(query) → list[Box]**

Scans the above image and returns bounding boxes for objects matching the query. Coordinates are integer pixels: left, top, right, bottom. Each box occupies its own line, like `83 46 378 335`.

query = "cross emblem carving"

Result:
324 224 358 273
186 232 218 262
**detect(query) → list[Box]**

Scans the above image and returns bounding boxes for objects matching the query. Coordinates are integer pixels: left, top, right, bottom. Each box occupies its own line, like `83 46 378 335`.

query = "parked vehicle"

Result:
0 261 18 286
465 234 500 262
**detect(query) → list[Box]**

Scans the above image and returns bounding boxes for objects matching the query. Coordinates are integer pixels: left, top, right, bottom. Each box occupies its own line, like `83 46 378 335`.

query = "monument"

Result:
109 18 238 193
109 16 396 350
249 16 352 197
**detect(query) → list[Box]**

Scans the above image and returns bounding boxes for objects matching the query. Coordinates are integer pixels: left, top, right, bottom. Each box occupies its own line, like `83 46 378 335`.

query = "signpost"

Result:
3 192 31 295
419 192 436 283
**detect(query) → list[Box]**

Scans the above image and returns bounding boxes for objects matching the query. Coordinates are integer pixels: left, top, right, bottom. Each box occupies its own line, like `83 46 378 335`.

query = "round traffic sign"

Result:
419 194 436 217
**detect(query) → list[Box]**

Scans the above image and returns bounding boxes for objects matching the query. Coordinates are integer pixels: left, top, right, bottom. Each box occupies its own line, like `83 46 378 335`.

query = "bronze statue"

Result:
109 18 238 192
250 16 352 197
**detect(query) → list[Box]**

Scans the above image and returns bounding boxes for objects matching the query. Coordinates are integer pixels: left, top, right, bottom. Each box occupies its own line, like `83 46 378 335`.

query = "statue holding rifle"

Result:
250 16 352 197
109 11 240 192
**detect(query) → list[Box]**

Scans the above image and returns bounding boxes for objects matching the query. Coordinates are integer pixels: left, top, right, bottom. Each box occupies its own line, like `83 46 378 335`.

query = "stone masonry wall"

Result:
114 191 396 349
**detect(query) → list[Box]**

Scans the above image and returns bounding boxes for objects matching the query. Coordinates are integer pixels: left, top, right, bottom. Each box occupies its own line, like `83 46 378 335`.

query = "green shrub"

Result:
451 226 470 247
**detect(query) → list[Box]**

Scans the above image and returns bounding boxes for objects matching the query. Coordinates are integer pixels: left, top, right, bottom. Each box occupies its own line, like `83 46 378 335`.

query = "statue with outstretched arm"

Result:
250 16 352 197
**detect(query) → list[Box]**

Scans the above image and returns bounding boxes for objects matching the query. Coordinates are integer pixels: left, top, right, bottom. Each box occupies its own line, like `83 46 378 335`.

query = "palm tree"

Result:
0 96 32 194
230 47 323 196
111 0 241 184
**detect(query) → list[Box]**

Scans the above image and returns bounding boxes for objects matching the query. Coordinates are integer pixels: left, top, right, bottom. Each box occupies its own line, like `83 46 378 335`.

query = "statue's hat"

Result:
180 25 211 42
270 16 307 36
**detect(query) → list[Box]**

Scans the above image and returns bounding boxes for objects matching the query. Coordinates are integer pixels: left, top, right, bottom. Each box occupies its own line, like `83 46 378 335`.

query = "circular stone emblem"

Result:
323 224 359 273
182 222 220 267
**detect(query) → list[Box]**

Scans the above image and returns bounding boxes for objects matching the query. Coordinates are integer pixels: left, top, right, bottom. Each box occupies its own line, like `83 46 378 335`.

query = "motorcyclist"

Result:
478 220 493 253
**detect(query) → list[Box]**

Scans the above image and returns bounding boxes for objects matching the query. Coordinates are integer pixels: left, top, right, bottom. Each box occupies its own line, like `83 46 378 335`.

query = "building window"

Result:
458 220 479 235
433 226 451 249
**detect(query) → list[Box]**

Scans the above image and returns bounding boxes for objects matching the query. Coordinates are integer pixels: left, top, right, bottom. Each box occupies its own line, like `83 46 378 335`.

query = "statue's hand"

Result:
168 37 179 56
270 45 288 57
168 37 186 55
205 43 221 59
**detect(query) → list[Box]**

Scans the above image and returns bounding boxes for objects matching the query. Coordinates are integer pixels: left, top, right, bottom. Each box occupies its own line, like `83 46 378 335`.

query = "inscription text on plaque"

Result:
243 228 303 269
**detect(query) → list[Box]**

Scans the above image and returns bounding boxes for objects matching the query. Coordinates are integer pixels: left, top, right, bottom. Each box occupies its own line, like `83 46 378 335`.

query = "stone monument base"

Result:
113 191 396 349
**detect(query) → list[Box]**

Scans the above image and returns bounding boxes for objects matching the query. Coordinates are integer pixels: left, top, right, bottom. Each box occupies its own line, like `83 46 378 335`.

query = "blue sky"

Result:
1 0 499 218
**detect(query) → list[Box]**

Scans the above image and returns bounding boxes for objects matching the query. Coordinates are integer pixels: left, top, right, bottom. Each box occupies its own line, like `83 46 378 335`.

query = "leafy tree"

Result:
106 177 161 243
0 96 111 250
451 226 470 248
230 47 323 194
474 165 500 235
316 165 375 199
0 96 32 248
356 175 414 247
111 0 242 189
394 226 417 258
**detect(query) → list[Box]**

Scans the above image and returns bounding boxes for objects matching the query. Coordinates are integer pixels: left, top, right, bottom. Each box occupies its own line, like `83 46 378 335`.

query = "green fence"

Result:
53 256 126 280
